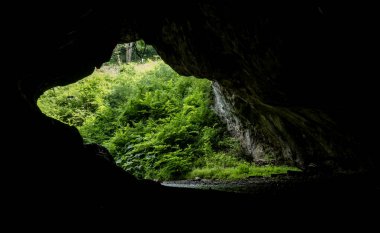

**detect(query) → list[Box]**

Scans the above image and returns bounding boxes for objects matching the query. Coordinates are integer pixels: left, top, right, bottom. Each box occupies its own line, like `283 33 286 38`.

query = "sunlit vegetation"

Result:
38 53 299 181
189 164 301 180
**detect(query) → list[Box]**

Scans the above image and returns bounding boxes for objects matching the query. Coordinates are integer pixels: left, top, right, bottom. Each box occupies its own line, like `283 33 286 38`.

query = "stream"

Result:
161 175 311 195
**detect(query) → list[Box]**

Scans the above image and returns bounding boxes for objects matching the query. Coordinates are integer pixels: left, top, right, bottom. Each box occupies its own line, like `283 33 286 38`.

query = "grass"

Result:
187 152 301 180
187 164 301 180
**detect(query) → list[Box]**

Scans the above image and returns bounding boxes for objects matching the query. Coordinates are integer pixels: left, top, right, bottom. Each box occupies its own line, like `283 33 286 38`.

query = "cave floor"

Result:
102 173 376 227
14 173 378 228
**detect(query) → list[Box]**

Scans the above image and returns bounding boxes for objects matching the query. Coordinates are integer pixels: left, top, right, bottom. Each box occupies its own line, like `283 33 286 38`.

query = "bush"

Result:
38 60 243 180
38 59 299 181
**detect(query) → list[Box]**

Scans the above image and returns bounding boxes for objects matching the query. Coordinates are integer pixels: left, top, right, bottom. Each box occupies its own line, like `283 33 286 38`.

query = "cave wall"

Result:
3 0 379 217
133 2 377 171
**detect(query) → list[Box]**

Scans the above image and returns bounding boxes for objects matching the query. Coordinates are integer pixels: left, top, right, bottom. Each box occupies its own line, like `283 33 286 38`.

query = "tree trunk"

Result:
125 42 134 63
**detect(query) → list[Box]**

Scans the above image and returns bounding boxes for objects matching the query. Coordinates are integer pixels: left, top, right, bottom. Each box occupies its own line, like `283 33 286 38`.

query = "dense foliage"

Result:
38 59 299 180
39 60 237 179
107 40 158 65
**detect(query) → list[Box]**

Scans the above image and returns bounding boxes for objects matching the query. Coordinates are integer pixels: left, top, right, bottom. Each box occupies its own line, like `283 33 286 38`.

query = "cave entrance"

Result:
38 41 298 185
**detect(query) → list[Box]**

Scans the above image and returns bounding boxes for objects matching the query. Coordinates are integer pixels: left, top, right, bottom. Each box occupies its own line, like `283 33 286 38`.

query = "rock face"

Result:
3 1 379 218
134 2 376 171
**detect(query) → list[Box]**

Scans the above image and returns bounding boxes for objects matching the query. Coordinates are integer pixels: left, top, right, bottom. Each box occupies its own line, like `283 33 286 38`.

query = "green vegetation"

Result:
107 40 158 65
189 164 301 180
38 58 299 181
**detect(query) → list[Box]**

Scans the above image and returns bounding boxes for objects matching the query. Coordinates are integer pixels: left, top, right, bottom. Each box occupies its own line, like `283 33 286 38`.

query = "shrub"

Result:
38 59 299 181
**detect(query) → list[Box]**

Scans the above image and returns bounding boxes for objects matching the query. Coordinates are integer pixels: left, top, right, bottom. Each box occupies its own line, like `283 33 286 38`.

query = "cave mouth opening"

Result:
37 41 300 185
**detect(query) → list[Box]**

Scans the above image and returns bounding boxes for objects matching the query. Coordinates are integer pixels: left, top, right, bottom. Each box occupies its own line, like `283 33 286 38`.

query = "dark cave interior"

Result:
3 1 379 226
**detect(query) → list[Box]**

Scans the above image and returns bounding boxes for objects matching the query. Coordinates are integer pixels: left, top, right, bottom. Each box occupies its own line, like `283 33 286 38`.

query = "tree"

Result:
108 41 158 65
125 42 134 63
